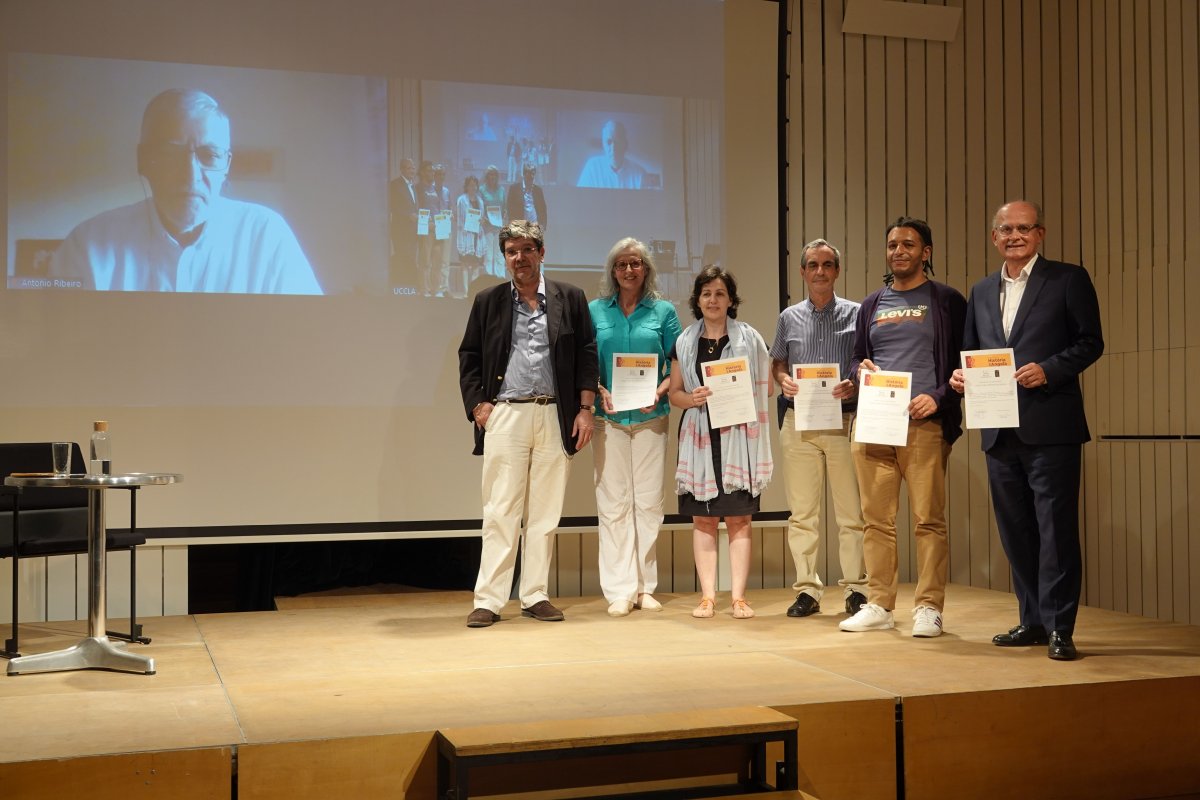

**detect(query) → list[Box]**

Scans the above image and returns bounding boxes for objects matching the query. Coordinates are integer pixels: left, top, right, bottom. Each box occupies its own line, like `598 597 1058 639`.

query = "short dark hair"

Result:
688 265 741 320
499 219 544 251
883 216 935 285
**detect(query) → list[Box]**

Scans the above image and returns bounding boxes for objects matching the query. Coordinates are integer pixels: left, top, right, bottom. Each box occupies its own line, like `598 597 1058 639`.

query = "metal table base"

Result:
6 635 154 675
4 472 179 676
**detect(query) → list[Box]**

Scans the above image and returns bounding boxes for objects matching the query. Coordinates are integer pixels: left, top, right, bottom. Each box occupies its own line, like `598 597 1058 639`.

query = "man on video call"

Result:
52 89 323 295
576 119 649 190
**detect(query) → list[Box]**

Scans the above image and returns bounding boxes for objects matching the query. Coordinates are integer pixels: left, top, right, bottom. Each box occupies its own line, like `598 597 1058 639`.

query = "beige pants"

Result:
779 409 866 601
474 402 570 612
851 417 951 612
593 416 669 604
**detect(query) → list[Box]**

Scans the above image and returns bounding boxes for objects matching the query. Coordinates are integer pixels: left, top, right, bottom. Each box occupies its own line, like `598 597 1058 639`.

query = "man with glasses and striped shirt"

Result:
770 238 868 620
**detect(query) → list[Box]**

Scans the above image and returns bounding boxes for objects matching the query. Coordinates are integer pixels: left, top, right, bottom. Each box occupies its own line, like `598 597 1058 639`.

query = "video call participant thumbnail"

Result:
577 120 651 190
53 89 322 295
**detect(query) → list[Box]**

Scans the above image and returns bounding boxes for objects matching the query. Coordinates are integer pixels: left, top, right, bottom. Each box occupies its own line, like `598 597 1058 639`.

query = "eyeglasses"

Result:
504 245 540 259
993 223 1041 236
143 143 232 172
614 259 644 272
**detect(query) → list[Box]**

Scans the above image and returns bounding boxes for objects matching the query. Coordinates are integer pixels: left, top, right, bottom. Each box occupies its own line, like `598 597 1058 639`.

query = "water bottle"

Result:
89 421 112 475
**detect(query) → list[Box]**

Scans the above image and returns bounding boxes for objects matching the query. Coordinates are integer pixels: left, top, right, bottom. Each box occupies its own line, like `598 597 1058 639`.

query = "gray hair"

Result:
141 89 227 143
598 237 661 300
798 238 842 270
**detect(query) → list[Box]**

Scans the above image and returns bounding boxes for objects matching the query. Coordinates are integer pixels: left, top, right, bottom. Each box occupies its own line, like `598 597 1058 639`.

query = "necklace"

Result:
706 339 716 354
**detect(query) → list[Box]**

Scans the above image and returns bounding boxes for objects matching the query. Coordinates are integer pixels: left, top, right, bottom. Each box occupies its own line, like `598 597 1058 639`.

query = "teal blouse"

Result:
588 295 683 424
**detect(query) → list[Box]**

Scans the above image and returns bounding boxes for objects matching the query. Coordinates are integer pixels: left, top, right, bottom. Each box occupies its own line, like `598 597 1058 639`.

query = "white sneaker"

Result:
607 599 634 617
839 603 894 632
911 605 943 638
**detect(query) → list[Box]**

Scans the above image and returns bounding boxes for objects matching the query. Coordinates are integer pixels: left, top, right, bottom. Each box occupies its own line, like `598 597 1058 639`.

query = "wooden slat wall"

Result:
786 0 1200 623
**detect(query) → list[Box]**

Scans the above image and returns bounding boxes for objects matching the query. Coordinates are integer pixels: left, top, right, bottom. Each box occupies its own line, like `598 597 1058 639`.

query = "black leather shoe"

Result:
1048 631 1078 660
992 624 1049 647
786 593 820 617
845 591 867 616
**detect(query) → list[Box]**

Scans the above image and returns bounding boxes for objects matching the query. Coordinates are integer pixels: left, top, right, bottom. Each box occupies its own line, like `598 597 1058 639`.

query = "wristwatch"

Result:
579 404 595 413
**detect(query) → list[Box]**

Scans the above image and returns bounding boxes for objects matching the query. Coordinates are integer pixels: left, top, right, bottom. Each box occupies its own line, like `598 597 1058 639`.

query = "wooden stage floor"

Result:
3 584 1200 799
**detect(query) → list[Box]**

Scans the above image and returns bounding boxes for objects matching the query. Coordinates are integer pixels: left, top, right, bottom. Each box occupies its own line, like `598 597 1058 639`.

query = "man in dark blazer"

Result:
458 219 597 628
951 200 1103 660
506 164 547 230
388 157 418 287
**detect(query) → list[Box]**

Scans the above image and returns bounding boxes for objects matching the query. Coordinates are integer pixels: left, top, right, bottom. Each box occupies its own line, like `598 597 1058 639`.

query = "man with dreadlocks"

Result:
839 216 966 639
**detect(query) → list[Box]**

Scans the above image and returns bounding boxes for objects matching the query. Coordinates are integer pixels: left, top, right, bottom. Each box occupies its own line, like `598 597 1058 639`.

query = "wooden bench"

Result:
436 706 798 800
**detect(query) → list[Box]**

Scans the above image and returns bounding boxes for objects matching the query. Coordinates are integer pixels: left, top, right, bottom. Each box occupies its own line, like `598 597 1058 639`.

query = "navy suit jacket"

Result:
962 255 1103 450
458 277 598 456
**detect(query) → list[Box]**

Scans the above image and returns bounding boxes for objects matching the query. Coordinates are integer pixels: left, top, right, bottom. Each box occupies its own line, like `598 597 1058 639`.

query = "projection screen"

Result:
1 0 781 531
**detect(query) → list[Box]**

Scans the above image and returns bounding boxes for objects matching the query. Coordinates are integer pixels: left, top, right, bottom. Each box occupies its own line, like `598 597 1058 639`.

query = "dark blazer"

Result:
458 277 598 456
505 181 547 228
962 255 1103 450
388 177 418 283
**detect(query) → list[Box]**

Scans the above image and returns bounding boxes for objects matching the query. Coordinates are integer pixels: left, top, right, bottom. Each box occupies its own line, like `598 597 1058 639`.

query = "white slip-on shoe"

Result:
838 602 895 632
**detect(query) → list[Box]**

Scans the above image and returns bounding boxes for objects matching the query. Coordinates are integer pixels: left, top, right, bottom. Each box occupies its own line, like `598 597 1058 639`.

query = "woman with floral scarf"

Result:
667 266 773 619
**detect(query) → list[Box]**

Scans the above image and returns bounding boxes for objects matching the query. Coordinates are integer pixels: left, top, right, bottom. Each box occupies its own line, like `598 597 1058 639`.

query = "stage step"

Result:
437 706 799 799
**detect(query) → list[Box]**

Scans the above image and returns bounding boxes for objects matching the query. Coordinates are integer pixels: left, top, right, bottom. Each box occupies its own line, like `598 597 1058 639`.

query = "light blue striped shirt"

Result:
497 276 555 399
769 294 860 410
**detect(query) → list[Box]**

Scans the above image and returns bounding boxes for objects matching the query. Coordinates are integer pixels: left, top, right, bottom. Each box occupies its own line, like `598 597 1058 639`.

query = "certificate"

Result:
417 209 430 236
464 206 482 234
961 348 1019 429
702 356 756 428
853 370 912 446
610 353 659 412
792 363 842 431
486 205 503 227
434 211 452 240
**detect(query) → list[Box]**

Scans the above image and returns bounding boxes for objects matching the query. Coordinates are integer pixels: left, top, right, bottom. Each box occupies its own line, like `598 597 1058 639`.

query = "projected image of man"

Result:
52 89 322 295
577 120 649 190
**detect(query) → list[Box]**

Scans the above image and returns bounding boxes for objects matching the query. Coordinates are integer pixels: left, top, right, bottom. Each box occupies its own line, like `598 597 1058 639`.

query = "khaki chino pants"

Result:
851 417 951 612
779 409 866 601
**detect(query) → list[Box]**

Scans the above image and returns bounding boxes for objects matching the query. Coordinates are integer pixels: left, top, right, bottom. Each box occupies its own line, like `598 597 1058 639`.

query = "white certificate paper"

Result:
853 370 912 446
792 363 842 431
486 205 503 227
702 356 756 428
610 353 659 412
464 206 482 234
434 211 452 240
962 348 1019 429
417 209 430 236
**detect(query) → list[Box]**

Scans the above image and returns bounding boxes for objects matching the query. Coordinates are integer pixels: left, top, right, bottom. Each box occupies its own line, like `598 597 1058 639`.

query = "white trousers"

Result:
474 402 570 612
592 415 668 604
779 409 866 600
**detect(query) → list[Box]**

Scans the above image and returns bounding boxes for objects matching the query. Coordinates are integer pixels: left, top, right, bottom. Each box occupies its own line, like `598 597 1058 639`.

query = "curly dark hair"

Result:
688 265 741 320
883 216 935 286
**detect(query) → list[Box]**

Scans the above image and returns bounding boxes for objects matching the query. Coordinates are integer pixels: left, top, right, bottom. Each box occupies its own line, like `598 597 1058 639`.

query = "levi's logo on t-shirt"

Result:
873 305 929 326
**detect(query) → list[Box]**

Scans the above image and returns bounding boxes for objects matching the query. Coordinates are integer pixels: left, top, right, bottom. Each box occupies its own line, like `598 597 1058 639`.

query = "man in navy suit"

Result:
950 200 1103 660
458 220 597 628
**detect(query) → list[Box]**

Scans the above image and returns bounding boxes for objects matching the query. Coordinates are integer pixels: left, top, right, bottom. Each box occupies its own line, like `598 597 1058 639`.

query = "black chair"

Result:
0 442 148 658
